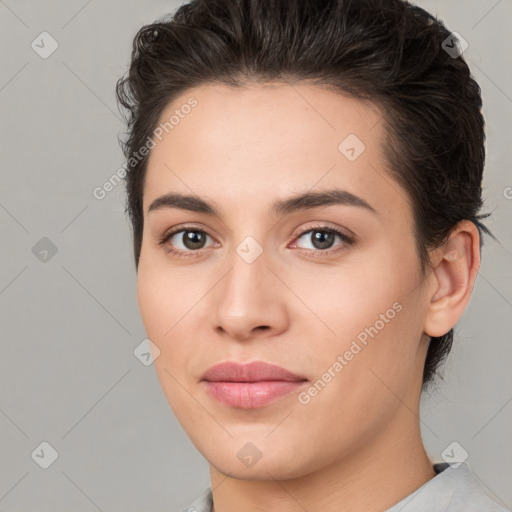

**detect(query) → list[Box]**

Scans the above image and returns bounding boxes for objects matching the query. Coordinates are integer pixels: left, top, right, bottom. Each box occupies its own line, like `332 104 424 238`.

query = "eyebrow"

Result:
147 188 377 217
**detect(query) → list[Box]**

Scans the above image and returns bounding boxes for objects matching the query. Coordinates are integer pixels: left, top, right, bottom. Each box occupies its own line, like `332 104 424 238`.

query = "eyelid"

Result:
159 222 211 243
290 221 354 243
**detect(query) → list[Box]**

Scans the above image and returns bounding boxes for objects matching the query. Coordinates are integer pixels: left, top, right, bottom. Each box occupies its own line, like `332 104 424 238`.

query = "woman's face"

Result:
137 82 432 479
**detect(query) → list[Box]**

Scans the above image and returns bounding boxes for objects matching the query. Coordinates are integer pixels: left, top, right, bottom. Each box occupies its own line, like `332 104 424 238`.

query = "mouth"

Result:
200 360 308 409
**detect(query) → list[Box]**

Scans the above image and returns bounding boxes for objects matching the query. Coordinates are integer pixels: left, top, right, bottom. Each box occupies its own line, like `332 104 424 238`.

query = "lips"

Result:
201 360 306 382
200 361 308 409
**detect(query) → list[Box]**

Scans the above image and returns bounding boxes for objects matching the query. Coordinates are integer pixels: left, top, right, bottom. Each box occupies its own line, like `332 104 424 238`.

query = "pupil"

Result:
184 231 205 249
313 231 333 250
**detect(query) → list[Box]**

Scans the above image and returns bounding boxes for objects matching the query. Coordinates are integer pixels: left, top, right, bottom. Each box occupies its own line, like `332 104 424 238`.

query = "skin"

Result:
136 82 480 512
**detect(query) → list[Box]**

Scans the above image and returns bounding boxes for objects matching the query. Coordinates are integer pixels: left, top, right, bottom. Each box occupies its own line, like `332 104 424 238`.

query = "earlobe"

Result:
423 221 481 338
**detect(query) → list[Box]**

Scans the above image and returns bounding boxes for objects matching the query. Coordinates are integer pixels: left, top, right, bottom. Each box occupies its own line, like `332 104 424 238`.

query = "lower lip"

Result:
202 380 307 408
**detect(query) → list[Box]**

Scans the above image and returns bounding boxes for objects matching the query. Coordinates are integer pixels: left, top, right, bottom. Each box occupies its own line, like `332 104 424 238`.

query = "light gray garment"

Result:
179 462 510 512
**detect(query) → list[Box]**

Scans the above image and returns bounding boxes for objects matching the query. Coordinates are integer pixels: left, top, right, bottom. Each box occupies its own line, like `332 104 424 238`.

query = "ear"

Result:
423 220 481 338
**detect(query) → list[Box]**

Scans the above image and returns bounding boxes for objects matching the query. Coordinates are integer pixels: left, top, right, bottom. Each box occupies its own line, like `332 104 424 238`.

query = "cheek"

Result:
289 256 409 343
136 254 185 362
136 260 199 414
136 254 208 369
136 247 189 336
136 266 167 339
295 248 424 392
290 283 423 462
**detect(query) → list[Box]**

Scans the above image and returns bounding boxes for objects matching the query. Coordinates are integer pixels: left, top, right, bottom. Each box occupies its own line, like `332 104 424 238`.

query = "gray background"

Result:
1 0 511 510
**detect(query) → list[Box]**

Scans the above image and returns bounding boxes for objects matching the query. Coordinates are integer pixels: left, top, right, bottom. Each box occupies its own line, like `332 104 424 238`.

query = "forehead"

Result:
142 81 410 223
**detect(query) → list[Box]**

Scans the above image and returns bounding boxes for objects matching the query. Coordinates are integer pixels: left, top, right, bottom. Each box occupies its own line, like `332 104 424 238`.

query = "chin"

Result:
210 456 309 481
198 438 317 481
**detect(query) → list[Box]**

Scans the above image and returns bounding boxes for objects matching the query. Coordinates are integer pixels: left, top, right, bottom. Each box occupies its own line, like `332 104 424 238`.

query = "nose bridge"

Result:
223 211 274 282
212 227 286 338
223 233 272 306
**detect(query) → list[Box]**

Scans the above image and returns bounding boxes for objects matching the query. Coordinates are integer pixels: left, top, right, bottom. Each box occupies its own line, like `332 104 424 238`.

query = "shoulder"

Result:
386 462 511 512
177 487 213 512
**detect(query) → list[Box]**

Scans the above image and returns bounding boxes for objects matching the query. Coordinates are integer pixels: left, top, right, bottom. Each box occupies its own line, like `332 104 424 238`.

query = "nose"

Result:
212 244 289 342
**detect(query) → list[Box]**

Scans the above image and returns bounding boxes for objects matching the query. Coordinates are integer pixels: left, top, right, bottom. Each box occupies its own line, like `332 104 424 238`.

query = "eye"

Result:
291 225 354 256
158 227 216 257
158 224 354 258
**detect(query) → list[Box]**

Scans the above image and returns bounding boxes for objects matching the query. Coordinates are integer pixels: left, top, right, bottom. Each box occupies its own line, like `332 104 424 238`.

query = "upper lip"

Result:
200 361 307 382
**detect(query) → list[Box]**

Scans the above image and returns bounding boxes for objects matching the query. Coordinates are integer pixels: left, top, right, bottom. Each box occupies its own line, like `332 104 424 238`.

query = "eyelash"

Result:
157 224 354 259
